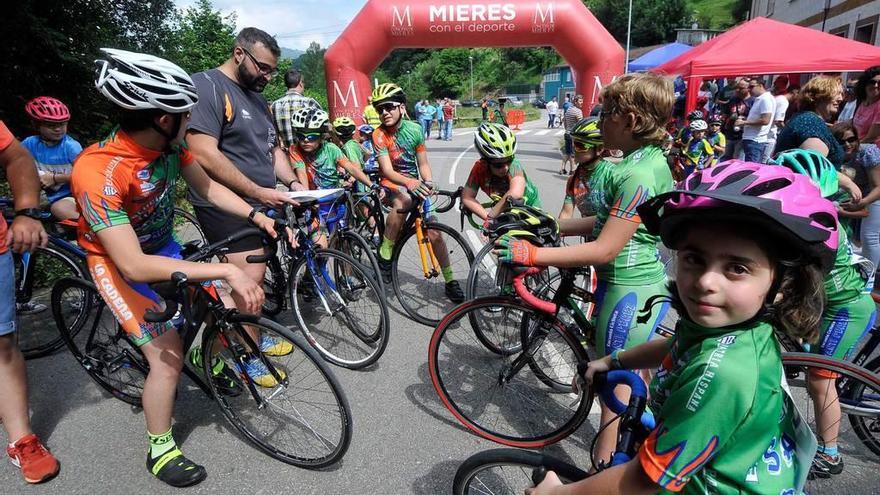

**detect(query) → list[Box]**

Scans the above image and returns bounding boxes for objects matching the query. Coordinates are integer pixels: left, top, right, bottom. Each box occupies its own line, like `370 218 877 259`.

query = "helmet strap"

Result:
151 113 183 149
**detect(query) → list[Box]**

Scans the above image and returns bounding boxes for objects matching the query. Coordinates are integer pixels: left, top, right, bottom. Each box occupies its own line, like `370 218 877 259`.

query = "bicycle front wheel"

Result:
202 314 352 468
781 353 880 491
429 297 592 448
393 222 474 326
51 277 147 406
290 248 389 369
453 448 588 495
173 206 207 247
852 356 880 456
18 246 87 359
330 229 384 292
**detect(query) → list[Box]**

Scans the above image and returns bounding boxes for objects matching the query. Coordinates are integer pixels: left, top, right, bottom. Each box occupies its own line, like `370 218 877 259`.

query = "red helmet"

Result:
25 96 70 123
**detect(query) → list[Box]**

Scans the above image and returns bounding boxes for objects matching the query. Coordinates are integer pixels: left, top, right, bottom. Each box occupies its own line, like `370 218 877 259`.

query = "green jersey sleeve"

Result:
639 334 758 492
343 139 363 167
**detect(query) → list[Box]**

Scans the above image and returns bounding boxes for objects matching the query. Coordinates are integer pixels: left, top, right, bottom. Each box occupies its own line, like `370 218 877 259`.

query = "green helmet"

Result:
371 83 406 106
485 204 560 247
474 122 517 160
570 117 602 148
771 149 839 198
332 116 356 137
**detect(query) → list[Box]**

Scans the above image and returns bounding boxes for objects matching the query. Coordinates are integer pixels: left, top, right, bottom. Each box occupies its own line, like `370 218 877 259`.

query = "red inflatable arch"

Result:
324 0 623 122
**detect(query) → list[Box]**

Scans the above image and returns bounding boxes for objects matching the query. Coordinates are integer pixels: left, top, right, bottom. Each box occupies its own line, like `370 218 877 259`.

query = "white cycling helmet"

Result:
291 107 329 132
689 119 708 131
94 48 198 113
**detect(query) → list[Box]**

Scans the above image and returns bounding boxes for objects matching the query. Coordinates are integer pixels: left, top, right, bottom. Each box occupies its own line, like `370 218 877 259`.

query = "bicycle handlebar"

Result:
511 267 557 314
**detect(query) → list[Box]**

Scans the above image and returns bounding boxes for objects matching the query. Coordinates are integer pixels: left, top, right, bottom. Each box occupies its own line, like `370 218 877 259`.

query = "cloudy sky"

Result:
174 0 368 50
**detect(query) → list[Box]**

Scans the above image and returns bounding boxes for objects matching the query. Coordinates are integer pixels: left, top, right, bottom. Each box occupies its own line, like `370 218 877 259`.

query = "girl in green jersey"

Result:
528 162 833 495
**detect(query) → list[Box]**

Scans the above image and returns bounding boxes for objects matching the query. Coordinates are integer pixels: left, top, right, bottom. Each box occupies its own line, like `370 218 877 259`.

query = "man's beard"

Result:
237 64 267 92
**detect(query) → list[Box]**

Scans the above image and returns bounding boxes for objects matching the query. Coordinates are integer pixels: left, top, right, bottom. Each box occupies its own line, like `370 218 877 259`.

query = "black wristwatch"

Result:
15 208 43 220
247 207 264 225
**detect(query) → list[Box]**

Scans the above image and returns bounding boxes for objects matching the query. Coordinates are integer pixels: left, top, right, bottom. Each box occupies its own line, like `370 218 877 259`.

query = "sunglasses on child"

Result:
296 132 323 142
376 102 402 113
837 136 859 145
487 158 513 168
573 140 595 151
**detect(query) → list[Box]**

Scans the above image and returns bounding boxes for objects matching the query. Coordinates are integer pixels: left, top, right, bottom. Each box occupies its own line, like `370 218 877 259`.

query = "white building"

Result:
750 0 880 46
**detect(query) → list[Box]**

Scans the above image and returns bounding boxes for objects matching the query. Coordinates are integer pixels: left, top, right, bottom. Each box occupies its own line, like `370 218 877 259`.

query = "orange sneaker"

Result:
7 434 59 483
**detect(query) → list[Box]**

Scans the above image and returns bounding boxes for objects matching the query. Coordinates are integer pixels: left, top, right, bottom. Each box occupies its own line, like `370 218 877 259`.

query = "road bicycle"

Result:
51 227 352 467
388 188 474 326
259 196 390 369
452 369 654 494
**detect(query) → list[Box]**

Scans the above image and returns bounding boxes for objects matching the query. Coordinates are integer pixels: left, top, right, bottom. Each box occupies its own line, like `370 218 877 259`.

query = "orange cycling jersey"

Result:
71 128 193 256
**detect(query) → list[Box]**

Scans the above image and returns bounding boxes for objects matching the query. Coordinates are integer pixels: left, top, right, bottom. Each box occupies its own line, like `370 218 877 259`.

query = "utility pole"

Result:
469 55 474 101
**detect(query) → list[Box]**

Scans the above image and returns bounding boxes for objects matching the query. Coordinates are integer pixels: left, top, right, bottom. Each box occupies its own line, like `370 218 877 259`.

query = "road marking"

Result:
534 129 551 136
465 229 496 279
516 130 532 135
448 143 475 184
556 130 565 136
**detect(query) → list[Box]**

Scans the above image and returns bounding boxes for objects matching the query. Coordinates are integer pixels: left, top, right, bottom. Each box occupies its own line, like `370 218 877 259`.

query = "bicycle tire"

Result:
202 314 352 468
51 277 147 406
850 355 880 457
429 297 592 448
392 222 474 326
453 448 588 495
172 206 207 248
289 248 389 369
330 229 384 292
18 246 87 359
780 353 880 489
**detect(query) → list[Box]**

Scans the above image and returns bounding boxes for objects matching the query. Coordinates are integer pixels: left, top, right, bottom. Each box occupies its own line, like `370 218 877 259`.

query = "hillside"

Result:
688 0 739 29
280 47 304 60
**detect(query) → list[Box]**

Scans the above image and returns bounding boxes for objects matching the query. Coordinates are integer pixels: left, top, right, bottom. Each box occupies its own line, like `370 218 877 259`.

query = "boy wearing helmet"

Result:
331 116 364 168
21 96 82 221
370 82 465 302
706 115 727 156
680 119 715 175
462 122 541 221
559 117 607 220
74 48 280 487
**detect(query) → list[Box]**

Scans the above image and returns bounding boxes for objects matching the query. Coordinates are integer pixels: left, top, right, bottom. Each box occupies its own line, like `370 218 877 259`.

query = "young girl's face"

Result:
692 129 706 140
675 225 775 328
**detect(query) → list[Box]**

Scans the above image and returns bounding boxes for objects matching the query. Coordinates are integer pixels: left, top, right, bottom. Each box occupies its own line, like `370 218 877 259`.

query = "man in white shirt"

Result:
546 96 559 128
736 78 775 163
838 79 859 123
763 78 790 163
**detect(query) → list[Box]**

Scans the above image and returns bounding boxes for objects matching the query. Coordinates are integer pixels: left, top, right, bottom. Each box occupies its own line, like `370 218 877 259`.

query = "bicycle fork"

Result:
415 218 441 279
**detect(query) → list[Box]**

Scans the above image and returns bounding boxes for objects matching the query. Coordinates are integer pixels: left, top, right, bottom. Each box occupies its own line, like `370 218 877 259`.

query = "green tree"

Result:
295 42 328 104
109 0 178 53
587 0 693 46
166 0 236 75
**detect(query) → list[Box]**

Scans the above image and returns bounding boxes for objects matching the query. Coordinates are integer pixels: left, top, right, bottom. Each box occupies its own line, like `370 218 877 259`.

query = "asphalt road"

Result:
3 114 876 494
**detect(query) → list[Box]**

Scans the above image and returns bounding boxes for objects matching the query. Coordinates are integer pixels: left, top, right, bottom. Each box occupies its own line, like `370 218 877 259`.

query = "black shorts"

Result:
193 205 264 254
564 133 574 155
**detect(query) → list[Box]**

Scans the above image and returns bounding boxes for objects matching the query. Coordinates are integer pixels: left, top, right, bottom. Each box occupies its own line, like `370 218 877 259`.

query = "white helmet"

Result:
689 119 708 131
291 107 329 132
94 48 197 113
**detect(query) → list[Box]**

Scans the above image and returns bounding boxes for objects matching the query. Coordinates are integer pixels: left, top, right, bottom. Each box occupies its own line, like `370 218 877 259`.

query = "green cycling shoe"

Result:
188 347 241 396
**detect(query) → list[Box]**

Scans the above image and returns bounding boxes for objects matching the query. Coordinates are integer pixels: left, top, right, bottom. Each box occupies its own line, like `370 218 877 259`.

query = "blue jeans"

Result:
420 119 432 138
861 200 880 287
0 251 16 335
742 139 766 163
442 120 453 140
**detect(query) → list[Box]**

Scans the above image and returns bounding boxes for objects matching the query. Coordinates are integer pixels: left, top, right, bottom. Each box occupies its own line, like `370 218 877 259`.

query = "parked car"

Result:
532 98 547 109
503 96 524 107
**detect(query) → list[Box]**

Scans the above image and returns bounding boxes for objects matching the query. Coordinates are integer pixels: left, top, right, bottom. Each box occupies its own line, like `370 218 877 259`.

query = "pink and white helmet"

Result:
638 160 838 271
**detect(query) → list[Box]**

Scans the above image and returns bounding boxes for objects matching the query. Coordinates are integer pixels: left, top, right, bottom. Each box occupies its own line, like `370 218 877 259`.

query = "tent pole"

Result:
624 0 633 73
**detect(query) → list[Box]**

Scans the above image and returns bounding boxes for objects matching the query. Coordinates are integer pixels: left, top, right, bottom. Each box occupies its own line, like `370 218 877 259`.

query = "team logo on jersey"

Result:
136 169 150 180
241 109 252 120
103 185 117 196
140 182 156 193
718 335 736 345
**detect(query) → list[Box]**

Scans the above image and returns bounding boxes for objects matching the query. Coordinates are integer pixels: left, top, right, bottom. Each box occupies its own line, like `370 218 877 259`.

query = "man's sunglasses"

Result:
376 102 402 113
240 47 278 77
296 132 323 142
838 136 859 145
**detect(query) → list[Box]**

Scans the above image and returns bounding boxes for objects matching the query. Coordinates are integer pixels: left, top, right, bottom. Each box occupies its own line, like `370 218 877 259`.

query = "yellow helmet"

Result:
332 116 357 136
371 83 406 106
